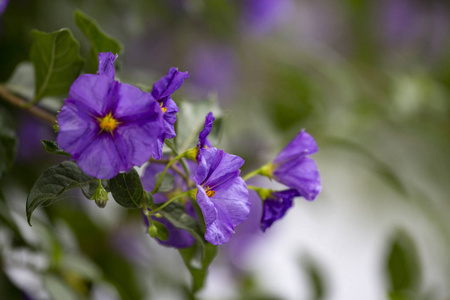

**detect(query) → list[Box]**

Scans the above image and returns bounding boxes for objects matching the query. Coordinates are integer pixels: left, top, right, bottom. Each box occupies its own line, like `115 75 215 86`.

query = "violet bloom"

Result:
57 69 164 179
151 67 189 159
260 189 299 232
195 147 250 245
0 0 8 17
271 129 321 200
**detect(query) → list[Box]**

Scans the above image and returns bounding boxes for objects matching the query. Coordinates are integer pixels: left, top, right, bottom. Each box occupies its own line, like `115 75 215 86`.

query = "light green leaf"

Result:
26 161 98 225
74 10 123 74
41 140 71 156
110 168 143 208
179 242 217 293
176 97 223 152
30 29 84 103
154 171 175 193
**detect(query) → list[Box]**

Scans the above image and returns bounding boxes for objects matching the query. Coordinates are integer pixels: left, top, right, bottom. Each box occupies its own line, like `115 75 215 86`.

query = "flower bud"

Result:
148 225 158 238
91 180 108 208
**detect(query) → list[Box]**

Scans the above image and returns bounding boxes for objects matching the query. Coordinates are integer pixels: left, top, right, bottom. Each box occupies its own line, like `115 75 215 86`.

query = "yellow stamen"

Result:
160 102 167 113
99 112 119 132
205 186 215 198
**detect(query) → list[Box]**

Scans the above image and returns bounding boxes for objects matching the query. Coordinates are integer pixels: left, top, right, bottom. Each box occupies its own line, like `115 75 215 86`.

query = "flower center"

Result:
99 112 119 132
205 186 215 198
160 102 167 113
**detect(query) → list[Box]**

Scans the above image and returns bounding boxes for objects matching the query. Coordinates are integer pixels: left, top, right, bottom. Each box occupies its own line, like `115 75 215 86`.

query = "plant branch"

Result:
0 84 56 124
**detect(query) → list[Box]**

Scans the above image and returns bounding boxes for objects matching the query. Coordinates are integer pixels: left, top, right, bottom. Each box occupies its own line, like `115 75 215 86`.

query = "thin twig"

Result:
0 84 56 124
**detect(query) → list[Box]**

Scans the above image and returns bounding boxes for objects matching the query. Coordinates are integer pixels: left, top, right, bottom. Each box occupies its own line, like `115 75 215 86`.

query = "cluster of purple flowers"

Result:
57 52 321 248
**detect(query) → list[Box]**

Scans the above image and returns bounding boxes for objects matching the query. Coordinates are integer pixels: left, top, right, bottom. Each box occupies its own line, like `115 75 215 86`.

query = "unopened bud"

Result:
148 225 158 238
92 180 108 208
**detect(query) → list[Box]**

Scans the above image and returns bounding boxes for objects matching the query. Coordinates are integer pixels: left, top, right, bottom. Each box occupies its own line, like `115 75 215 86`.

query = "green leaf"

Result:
158 202 205 249
152 220 169 241
41 140 71 156
30 29 84 102
0 106 16 178
110 168 143 208
26 161 98 225
176 97 223 152
302 257 327 300
154 171 175 193
179 242 217 293
385 230 421 292
74 10 123 74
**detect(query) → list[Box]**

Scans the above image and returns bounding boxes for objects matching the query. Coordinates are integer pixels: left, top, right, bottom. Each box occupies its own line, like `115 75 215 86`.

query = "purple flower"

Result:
260 189 299 232
57 74 164 179
195 147 250 245
151 68 189 159
271 130 321 200
97 52 118 78
242 0 292 35
0 0 8 17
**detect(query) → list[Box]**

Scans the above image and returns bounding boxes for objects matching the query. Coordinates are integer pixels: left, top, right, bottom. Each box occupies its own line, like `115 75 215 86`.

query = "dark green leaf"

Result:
154 171 175 193
176 97 222 152
26 161 98 225
74 10 123 74
41 140 71 156
110 168 143 208
0 107 16 178
152 220 169 241
158 202 205 249
385 230 421 292
30 29 84 102
179 242 217 293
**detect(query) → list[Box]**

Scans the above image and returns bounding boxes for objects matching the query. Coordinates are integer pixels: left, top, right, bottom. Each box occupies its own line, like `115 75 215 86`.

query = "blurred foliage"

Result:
1 0 450 299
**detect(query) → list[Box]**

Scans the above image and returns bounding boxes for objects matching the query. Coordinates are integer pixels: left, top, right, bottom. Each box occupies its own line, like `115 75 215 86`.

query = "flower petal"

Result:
273 157 321 200
57 100 99 157
68 74 116 117
203 177 250 245
75 133 127 179
197 112 215 150
113 82 162 122
97 52 118 78
274 129 318 164
151 67 189 100
260 189 299 232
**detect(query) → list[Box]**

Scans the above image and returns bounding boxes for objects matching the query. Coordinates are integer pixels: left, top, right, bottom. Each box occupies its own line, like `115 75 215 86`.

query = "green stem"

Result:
243 169 262 181
151 153 185 194
242 162 273 181
149 190 191 215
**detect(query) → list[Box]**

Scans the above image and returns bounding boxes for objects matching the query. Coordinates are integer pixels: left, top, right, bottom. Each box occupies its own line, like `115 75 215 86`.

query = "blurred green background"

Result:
1 0 450 299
